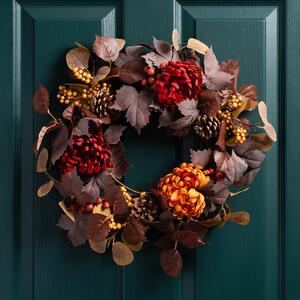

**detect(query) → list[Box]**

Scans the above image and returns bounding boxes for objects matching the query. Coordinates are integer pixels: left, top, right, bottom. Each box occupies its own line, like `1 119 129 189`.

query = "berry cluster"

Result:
232 127 248 144
72 67 93 84
140 66 156 87
121 186 133 208
226 94 244 110
108 215 123 230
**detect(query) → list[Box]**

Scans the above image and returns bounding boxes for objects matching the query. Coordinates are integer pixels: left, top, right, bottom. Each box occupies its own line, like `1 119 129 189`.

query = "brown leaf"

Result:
216 121 226 151
110 142 129 178
33 122 63 155
142 52 168 68
198 90 220 116
37 180 54 197
153 38 172 59
119 57 146 84
115 45 145 67
234 168 260 188
104 125 126 145
190 149 212 168
251 134 273 152
112 86 151 133
36 148 48 173
160 249 182 277
58 201 75 222
57 214 86 247
89 239 107 254
187 38 209 55
171 230 204 249
123 220 147 245
76 176 101 205
238 85 258 110
172 29 180 51
224 211 250 225
86 214 110 243
200 214 223 227
93 66 111 82
219 60 240 91
208 182 230 204
50 125 69 164
93 36 125 62
66 47 89 70
158 109 174 128
33 85 49 115
62 104 74 120
104 182 128 216
182 220 209 238
112 241 134 266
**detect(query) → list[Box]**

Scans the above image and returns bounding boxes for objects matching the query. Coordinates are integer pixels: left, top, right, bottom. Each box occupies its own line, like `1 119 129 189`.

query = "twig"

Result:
47 109 58 123
233 118 262 128
109 173 142 194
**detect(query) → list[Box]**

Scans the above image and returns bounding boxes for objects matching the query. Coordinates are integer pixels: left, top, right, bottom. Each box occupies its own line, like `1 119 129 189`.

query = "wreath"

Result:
33 30 276 277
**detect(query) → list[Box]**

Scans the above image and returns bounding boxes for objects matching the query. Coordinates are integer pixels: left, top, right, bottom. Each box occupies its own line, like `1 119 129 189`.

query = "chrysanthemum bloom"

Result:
154 61 203 108
59 130 113 177
158 163 210 219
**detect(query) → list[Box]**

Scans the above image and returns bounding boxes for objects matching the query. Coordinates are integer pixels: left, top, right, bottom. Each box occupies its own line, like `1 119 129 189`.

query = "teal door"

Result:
1 0 299 299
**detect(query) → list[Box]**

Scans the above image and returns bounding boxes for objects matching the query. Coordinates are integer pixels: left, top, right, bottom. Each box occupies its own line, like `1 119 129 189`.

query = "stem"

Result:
233 118 262 128
109 173 142 194
47 109 58 123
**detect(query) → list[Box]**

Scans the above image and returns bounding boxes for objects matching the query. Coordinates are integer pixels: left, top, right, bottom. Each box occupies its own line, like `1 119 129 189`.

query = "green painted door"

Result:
1 0 299 299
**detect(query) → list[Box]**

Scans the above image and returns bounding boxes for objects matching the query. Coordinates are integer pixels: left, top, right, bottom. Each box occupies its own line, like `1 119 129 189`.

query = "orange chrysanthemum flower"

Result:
158 163 210 219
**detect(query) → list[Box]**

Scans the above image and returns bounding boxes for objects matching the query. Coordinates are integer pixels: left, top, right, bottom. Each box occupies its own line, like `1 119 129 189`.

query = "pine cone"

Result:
194 115 220 140
131 193 159 222
89 83 114 118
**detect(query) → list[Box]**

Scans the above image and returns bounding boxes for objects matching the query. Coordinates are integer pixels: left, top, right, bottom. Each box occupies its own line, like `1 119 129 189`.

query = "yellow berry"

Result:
74 101 79 106
78 74 83 79
73 91 77 96
232 103 238 108
116 223 122 229
83 72 87 77
86 74 92 79
85 79 91 84
67 91 72 97
73 67 78 72
236 135 242 141
59 99 64 103
74 72 79 77
65 100 70 104
79 69 83 74
82 93 87 99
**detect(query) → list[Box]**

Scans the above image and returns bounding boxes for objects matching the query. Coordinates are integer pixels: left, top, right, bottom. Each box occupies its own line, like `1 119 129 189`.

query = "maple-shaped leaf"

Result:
190 149 212 168
197 89 220 116
104 125 126 145
123 219 147 245
160 249 183 277
57 214 87 247
76 176 101 205
33 85 50 115
214 150 248 183
219 60 240 91
208 182 230 204
142 52 168 68
203 47 233 90
66 47 89 70
93 36 125 62
235 149 265 169
110 142 129 178
104 181 128 215
234 168 260 188
33 121 63 155
85 214 110 243
158 109 174 128
168 99 199 130
50 125 69 164
238 85 258 111
115 45 145 67
54 168 84 198
112 86 151 133
171 230 204 249
72 118 90 136
153 38 172 60
119 57 146 84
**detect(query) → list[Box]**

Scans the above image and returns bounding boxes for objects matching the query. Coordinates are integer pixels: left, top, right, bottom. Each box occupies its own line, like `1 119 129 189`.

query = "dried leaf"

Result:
258 101 277 141
198 90 220 116
251 134 273 152
36 148 48 173
57 215 86 247
112 86 151 133
86 214 110 243
110 142 129 178
58 200 75 222
224 211 250 225
209 182 230 204
153 38 172 60
190 149 212 168
76 176 101 205
37 180 54 197
72 118 90 136
119 57 146 84
187 38 209 55
172 29 180 51
93 36 125 62
104 125 126 145
232 97 249 118
62 104 74 120
115 45 145 67
93 66 111 82
237 149 265 169
200 214 223 228
142 52 168 68
216 121 226 151
112 241 134 266
89 239 107 254
160 249 182 277
33 85 50 115
158 109 174 128
238 85 258 110
204 47 233 90
104 182 128 215
123 220 147 245
50 125 69 164
66 47 89 70
54 168 84 198
219 60 240 91
171 230 204 249
121 233 143 252
234 168 260 188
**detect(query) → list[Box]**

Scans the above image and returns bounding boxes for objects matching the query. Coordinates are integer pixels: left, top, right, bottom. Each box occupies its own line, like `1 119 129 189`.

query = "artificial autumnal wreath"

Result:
33 30 276 277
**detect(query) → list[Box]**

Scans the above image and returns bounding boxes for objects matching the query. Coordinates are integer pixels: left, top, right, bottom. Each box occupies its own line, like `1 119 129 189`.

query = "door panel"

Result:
1 0 288 300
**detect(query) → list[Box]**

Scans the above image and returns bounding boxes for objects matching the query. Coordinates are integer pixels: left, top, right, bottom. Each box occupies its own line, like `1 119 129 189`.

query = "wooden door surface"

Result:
1 0 299 299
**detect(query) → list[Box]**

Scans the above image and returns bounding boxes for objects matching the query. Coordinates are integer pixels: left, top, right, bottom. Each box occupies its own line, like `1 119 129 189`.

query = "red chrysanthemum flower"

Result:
59 131 113 177
154 61 203 108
